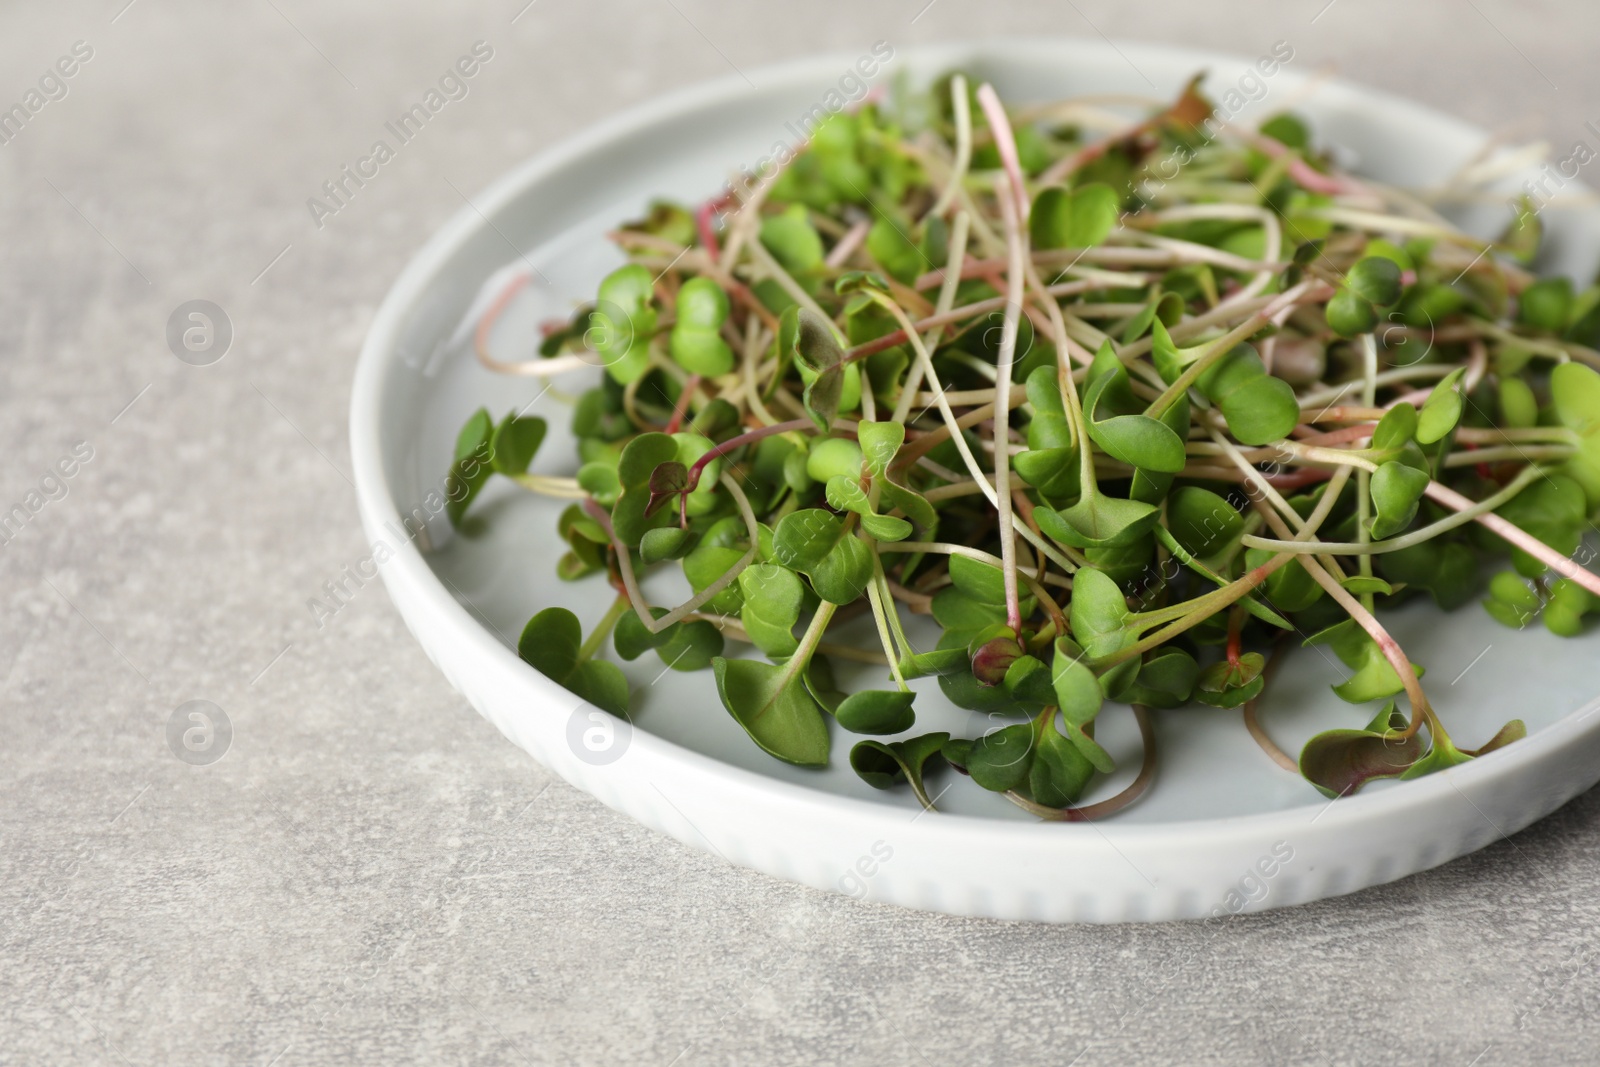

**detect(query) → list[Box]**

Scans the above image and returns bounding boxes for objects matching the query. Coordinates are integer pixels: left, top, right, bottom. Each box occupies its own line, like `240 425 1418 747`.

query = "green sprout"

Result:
449 71 1600 820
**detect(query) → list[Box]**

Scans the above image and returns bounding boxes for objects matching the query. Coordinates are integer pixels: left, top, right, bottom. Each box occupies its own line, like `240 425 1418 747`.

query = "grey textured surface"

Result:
5 1 1600 1063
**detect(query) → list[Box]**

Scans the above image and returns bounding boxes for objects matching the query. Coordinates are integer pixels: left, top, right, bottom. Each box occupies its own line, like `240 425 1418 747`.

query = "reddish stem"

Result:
1425 480 1600 600
474 272 530 362
1225 606 1244 670
695 193 733 264
1263 466 1334 491
1015 705 1159 822
684 418 813 492
1249 132 1360 196
664 374 700 435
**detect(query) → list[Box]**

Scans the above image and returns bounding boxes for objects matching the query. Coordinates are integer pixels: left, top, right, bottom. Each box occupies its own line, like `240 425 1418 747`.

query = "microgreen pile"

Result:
450 72 1600 816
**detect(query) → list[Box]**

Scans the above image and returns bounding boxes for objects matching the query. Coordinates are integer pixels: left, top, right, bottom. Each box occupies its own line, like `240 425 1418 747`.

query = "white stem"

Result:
990 175 1028 631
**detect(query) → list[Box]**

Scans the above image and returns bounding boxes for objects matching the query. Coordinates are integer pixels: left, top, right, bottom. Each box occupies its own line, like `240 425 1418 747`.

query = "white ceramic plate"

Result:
351 39 1600 922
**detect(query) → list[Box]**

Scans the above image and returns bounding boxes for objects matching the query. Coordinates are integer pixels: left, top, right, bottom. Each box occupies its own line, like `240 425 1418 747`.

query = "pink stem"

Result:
825 220 871 269
685 418 813 492
1249 132 1359 196
664 374 700 435
1426 480 1600 599
975 84 1030 223
695 194 730 264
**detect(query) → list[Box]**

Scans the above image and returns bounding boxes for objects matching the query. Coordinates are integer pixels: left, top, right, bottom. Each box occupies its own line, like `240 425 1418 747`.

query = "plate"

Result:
350 39 1600 921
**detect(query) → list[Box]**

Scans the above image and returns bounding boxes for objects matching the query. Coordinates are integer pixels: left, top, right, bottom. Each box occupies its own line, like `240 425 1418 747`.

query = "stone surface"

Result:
4 1 1600 1063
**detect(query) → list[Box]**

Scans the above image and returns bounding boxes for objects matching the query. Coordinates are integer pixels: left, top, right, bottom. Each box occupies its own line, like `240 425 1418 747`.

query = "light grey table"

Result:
5 1 1600 1063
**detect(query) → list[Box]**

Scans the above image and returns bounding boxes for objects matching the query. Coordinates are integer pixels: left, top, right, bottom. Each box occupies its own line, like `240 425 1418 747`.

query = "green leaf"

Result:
1545 577 1598 637
1002 654 1056 706
771 509 841 573
900 648 968 678
1463 719 1527 757
1368 460 1431 540
1345 256 1403 307
1550 361 1600 509
1483 568 1542 630
1028 719 1098 807
1340 576 1393 597
613 606 675 661
1519 277 1573 333
1493 474 1588 578
683 544 748 615
834 690 917 734
1120 648 1201 709
860 514 910 541
1083 343 1187 473
1065 569 1137 661
1377 539 1478 611
1018 365 1081 499
878 479 937 532
1167 486 1243 558
1151 320 1206 385
824 475 871 515
577 462 622 505
713 657 831 766
1195 652 1266 709
948 554 1009 605
1247 545 1323 613
518 606 583 681
1051 638 1104 726
760 204 826 278
592 264 658 384
1030 183 1120 250
1014 446 1080 499
1036 493 1160 549
1260 112 1309 149
669 276 735 377
850 732 948 806
738 563 805 658
556 504 608 581
857 420 905 477
446 408 495 527
1305 618 1425 704
489 413 548 476
611 433 681 546
965 723 1037 791
937 663 1017 711
940 737 974 770
1119 292 1184 346
1299 702 1426 798
1499 377 1539 430
825 472 911 539
931 585 1007 638
640 526 694 564
659 620 724 672
566 659 631 717
1361 238 1413 273
1398 731 1474 780
805 437 864 483
772 509 873 604
519 607 630 717
802 655 846 713
779 306 847 430
865 212 926 285
1371 403 1417 453
1195 344 1297 446
1416 368 1465 445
